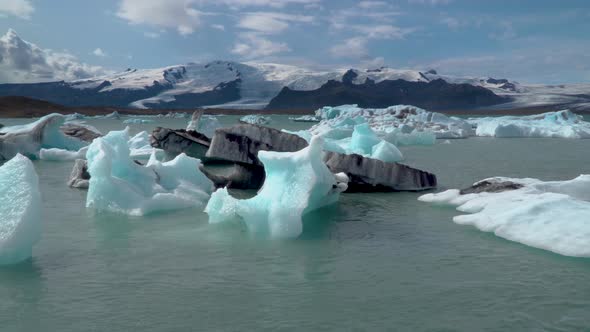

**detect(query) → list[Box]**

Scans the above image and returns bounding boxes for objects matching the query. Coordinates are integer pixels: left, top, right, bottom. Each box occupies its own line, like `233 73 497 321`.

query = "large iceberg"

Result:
468 110 590 138
122 118 155 124
0 113 90 160
86 128 213 216
0 154 42 265
313 104 471 140
205 136 349 238
418 175 590 257
240 114 271 125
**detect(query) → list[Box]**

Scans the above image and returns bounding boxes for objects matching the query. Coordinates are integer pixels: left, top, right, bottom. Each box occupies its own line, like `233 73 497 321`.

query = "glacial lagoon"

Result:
1 115 589 331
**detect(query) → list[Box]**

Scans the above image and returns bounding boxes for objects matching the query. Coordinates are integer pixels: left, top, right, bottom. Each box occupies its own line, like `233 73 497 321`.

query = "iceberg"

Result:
239 114 271 125
39 130 162 161
288 115 320 122
313 104 471 139
0 154 42 265
122 118 155 124
468 110 590 138
0 113 90 160
205 136 349 238
186 110 221 138
40 146 88 161
86 128 213 216
418 175 590 257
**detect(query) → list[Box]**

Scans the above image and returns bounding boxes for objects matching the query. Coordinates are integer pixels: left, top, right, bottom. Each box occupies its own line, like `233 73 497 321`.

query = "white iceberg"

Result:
39 130 163 161
418 175 590 257
205 136 349 238
40 146 88 161
240 114 271 125
288 115 320 122
313 104 470 139
0 113 89 160
86 129 213 216
122 118 155 124
0 154 42 265
468 110 590 138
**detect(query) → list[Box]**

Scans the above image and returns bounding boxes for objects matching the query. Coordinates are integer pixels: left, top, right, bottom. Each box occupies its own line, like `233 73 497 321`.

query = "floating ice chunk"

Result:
288 115 320 122
122 118 154 124
205 136 349 238
418 175 590 257
371 141 403 163
186 110 222 138
240 114 271 125
86 129 213 216
0 154 42 265
40 146 88 161
349 123 382 155
469 110 590 138
0 113 89 160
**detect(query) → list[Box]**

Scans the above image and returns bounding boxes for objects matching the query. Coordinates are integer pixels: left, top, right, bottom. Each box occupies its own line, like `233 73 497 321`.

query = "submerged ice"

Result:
418 175 590 257
86 128 213 216
0 154 42 265
205 136 349 238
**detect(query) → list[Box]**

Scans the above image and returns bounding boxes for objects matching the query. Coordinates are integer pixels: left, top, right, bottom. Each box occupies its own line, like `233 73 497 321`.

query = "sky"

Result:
0 0 589 84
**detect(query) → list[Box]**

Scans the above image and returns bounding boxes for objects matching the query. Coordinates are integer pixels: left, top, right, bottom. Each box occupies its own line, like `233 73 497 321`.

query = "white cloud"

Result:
0 0 33 19
231 32 290 58
143 32 161 38
352 24 413 39
409 0 452 5
0 29 108 83
237 12 313 34
330 37 368 59
358 1 388 9
92 48 107 57
117 0 201 35
212 0 320 9
211 24 225 31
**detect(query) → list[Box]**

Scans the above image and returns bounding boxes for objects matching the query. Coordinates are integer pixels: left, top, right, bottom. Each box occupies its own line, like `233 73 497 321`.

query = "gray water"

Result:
1 115 589 331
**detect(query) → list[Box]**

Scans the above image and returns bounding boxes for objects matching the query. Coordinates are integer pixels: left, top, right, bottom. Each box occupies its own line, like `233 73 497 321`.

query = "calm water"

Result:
0 115 589 331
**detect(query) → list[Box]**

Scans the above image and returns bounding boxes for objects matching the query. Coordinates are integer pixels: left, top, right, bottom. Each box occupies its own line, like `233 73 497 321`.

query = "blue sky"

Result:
0 0 589 83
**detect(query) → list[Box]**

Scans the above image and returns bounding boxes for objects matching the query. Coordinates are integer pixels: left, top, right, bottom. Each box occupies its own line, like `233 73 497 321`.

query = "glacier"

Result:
0 154 42 265
468 110 590 138
0 113 90 160
418 175 590 257
205 136 349 238
85 128 213 216
240 114 271 125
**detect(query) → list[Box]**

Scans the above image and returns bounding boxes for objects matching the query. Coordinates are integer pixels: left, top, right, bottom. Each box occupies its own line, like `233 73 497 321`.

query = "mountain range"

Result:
1 30 589 111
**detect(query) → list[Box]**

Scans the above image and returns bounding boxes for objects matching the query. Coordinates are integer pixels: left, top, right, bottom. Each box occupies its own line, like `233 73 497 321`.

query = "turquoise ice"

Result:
0 154 42 265
85 129 213 216
205 136 349 238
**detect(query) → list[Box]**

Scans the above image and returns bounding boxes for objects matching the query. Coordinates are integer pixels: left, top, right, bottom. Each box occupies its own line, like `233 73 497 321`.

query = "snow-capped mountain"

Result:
1 59 589 111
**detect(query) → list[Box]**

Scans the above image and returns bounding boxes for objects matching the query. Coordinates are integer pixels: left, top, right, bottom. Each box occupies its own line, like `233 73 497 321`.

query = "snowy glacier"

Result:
205 136 349 238
85 129 213 216
0 154 42 265
0 113 90 160
468 110 590 138
418 175 590 257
